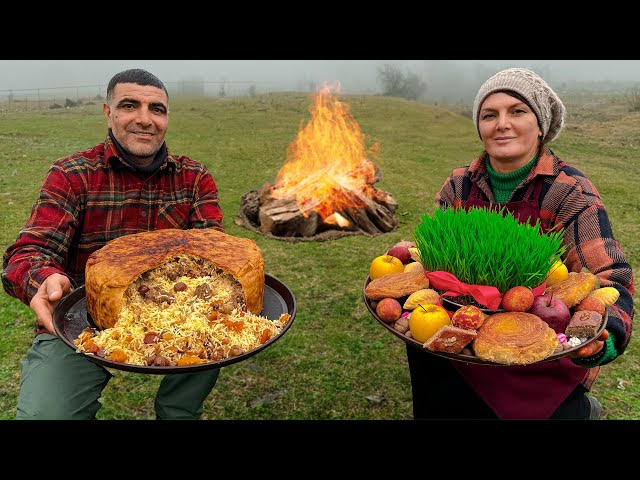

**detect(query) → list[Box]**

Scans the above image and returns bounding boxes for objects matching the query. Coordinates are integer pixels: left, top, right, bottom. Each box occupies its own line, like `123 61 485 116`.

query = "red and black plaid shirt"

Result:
435 147 635 372
2 134 224 311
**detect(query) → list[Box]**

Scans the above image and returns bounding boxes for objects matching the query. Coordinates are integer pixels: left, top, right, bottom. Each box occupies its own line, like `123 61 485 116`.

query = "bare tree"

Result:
376 64 427 101
624 86 640 111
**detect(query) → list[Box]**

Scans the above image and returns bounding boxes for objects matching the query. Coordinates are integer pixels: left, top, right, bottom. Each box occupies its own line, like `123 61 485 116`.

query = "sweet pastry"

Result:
565 310 603 338
85 228 265 330
423 325 477 354
545 271 599 308
364 271 429 300
473 312 558 365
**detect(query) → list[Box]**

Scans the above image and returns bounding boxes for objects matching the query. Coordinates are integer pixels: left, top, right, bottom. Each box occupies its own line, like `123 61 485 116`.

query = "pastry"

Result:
423 325 477 354
545 271 599 308
85 228 264 330
565 310 603 338
364 271 429 300
473 312 558 365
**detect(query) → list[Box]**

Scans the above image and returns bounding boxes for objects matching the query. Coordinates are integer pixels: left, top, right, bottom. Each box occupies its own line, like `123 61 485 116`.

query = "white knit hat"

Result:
472 68 566 144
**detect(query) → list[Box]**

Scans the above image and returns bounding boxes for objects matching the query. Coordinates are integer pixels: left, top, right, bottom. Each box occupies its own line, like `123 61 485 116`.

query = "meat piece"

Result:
156 290 175 304
137 284 150 296
194 283 213 299
144 332 161 344
173 282 188 292
229 345 245 356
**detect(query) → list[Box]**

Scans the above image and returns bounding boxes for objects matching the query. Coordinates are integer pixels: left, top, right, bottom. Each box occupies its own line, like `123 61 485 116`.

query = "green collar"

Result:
486 153 539 203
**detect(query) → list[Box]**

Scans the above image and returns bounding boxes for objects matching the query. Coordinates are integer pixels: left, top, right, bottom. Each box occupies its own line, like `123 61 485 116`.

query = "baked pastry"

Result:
546 271 599 308
473 312 558 365
565 310 603 338
85 228 264 330
364 271 429 300
423 325 477 354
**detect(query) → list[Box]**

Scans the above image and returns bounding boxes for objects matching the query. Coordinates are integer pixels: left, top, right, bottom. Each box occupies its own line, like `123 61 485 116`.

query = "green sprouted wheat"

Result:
414 207 566 293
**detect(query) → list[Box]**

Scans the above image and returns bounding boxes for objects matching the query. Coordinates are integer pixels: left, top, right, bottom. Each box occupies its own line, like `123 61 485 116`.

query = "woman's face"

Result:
478 92 542 173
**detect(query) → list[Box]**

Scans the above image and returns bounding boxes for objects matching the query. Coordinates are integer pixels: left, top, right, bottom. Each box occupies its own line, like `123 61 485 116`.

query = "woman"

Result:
406 68 635 420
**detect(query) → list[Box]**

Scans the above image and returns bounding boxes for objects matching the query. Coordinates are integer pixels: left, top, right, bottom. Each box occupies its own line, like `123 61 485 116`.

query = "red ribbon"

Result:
532 282 546 296
424 271 547 312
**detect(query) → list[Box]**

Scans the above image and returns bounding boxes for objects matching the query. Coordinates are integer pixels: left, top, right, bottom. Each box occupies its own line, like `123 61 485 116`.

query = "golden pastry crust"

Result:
364 271 429 300
473 312 558 365
85 228 264 329
546 271 599 308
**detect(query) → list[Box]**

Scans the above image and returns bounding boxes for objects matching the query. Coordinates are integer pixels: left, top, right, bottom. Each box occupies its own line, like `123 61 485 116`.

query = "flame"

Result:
272 82 380 223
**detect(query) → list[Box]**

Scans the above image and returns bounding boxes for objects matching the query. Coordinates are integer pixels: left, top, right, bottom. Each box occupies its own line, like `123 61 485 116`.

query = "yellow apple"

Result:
409 304 451 343
369 255 404 280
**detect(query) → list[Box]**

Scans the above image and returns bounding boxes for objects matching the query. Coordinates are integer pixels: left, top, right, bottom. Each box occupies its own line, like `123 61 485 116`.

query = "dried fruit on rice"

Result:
77 228 290 366
76 255 290 366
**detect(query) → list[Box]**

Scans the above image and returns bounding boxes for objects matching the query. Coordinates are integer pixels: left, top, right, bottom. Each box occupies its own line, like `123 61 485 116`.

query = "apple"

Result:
528 294 571 333
369 254 404 280
386 246 412 264
376 298 403 323
501 286 535 312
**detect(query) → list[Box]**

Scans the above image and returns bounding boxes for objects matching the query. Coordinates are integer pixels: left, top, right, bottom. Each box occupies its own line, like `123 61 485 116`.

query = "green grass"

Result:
414 207 565 293
0 92 638 420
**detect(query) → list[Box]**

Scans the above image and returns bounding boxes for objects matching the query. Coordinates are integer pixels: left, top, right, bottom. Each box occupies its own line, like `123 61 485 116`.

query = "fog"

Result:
1 60 640 103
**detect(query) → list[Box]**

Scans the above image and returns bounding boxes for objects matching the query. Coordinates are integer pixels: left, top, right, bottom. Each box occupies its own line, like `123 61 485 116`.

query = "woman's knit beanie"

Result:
472 67 566 144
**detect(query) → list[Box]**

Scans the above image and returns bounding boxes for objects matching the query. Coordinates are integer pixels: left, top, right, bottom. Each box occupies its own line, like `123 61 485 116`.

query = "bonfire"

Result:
237 82 398 241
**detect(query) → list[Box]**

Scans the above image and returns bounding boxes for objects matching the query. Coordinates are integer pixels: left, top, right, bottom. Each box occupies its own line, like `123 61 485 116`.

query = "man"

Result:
3 68 224 419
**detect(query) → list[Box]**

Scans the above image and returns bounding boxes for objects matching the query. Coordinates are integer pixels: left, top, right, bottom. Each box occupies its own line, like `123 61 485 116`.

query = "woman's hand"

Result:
29 273 72 335
567 329 609 359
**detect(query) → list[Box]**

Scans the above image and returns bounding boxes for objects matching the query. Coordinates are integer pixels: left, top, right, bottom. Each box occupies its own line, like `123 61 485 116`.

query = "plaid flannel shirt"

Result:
2 134 224 313
435 147 634 381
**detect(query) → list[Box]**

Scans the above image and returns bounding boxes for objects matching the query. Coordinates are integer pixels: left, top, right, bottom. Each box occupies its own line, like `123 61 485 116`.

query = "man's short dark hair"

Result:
106 68 168 103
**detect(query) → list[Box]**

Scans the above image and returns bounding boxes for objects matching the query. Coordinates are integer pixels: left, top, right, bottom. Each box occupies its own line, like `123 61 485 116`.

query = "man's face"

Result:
103 83 169 165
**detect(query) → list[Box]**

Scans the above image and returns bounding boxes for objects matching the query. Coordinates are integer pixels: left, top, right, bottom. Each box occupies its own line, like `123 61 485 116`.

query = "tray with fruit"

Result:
363 273 609 366
365 209 617 365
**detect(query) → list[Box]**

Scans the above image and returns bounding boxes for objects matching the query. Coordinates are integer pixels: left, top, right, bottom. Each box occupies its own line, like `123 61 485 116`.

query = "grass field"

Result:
0 91 637 420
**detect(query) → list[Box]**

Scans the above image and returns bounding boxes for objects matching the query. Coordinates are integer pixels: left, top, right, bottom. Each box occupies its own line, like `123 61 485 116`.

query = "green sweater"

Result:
485 154 538 203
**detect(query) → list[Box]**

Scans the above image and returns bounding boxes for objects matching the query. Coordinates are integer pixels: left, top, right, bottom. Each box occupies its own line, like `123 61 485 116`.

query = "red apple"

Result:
528 294 571 333
386 246 412 264
376 298 403 323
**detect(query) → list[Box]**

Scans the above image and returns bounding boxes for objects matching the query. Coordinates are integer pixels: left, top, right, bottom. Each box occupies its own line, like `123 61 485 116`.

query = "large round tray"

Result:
363 277 608 366
54 274 296 374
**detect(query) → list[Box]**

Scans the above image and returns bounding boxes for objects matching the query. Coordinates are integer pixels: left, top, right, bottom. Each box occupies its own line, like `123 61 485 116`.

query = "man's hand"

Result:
29 273 72 335
567 329 609 359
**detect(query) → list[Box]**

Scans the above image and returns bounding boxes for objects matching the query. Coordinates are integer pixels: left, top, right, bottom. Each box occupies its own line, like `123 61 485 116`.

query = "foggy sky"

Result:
1 60 639 95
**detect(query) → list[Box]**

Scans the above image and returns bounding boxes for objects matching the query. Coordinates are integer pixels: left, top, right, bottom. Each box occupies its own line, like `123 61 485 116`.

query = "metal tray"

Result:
363 277 608 366
54 274 296 374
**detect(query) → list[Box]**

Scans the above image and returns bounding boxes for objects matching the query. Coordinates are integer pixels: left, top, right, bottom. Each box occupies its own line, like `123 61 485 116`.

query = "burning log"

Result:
237 182 398 241
258 196 320 237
